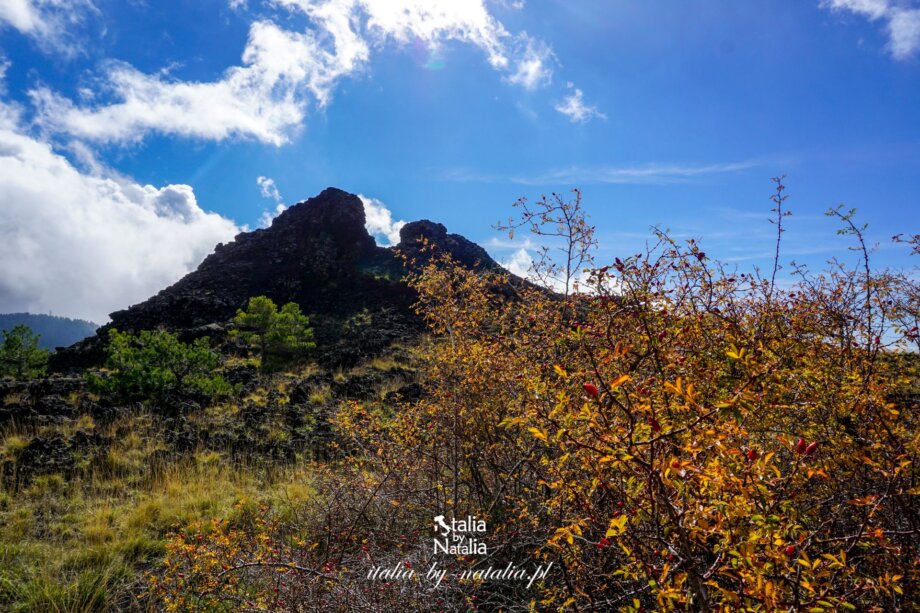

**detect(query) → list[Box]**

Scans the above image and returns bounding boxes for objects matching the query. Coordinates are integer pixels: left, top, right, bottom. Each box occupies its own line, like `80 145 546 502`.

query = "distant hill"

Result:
0 313 99 350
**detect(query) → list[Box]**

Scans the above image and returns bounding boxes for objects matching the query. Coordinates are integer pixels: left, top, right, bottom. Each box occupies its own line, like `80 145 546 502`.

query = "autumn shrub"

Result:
338 186 919 611
155 184 919 611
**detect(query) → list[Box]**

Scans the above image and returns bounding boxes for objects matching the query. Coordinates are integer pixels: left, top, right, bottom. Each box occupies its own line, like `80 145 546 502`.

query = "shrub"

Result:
88 329 232 404
337 185 920 610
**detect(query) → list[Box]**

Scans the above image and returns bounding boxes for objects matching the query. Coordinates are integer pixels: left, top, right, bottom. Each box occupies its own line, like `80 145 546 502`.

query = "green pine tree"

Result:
88 329 232 403
0 325 49 379
232 296 315 372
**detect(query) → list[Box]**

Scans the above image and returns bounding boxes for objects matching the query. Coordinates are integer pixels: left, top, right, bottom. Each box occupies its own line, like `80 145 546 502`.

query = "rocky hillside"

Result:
51 187 505 370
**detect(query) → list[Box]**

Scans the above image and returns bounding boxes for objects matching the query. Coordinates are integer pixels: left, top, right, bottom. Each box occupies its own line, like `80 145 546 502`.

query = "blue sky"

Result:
0 0 918 322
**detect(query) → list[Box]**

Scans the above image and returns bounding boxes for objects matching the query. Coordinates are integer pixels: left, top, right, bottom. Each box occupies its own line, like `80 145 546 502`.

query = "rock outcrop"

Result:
51 188 505 370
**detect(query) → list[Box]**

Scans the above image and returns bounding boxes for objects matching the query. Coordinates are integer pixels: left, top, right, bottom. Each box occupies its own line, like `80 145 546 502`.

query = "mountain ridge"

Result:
0 313 99 350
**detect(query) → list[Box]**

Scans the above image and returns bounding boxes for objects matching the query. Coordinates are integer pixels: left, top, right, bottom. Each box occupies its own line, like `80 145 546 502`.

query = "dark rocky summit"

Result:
51 188 505 370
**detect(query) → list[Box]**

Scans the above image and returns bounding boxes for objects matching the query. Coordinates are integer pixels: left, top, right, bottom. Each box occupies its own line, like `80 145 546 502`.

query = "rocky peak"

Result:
260 187 376 256
50 188 511 370
396 219 499 271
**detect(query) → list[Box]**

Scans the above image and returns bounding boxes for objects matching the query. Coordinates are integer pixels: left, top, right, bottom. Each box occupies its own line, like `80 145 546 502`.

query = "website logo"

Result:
433 514 487 555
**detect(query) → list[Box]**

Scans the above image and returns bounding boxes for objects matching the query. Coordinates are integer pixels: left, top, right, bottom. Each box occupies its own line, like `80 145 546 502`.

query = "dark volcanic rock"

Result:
16 434 74 478
51 187 509 371
396 220 500 271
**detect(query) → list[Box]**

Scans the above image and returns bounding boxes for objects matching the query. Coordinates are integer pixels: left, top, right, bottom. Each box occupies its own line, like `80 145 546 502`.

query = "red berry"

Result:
596 537 610 548
671 460 680 469
796 438 807 454
805 441 818 456
583 383 599 398
784 545 796 557
648 417 661 433
747 449 758 461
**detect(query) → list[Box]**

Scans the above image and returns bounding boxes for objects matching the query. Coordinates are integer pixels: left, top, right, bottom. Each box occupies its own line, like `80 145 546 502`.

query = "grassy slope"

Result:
0 348 419 612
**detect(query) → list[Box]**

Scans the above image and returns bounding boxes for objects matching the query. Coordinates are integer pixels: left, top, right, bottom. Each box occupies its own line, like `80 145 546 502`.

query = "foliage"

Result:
233 297 315 372
88 329 232 403
330 187 919 611
0 325 48 379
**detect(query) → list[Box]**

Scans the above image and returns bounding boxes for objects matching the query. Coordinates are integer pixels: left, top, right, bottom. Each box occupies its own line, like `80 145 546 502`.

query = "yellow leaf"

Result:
610 374 631 389
606 514 629 537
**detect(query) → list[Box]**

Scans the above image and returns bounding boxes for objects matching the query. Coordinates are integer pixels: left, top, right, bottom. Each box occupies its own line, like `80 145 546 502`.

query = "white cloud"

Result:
497 246 593 293
359 194 406 246
486 236 536 250
821 0 920 59
554 86 606 123
501 247 534 277
505 34 553 90
822 0 890 19
0 106 239 323
31 16 367 145
256 176 287 227
0 0 96 55
434 160 759 185
511 161 759 186
0 58 9 95
888 8 920 58
33 0 558 145
280 0 512 68
259 203 287 228
257 175 283 203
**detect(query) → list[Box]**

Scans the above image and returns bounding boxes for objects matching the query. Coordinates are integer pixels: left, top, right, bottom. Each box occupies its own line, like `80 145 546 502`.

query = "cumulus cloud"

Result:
822 0 920 59
554 85 606 123
32 0 557 145
501 247 534 278
359 194 406 246
0 106 239 323
0 0 96 54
